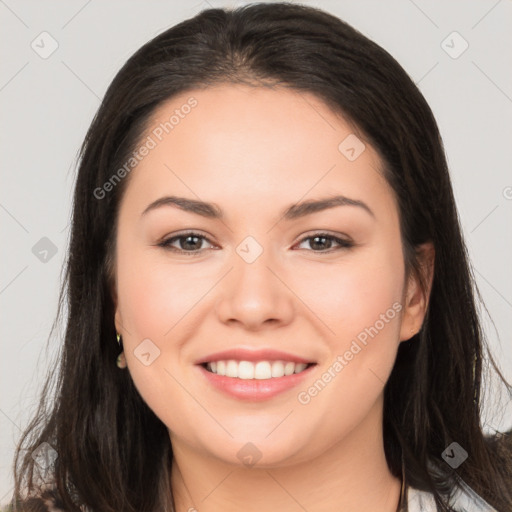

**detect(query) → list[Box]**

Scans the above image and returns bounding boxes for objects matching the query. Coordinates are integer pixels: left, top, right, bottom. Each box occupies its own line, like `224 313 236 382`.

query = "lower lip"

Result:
196 363 316 401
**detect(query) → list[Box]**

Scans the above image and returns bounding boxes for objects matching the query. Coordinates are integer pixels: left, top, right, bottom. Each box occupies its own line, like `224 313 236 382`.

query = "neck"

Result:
169 397 402 512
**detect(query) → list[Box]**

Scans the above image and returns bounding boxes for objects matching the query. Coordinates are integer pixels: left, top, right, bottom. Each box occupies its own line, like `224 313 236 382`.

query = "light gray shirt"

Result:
407 480 499 511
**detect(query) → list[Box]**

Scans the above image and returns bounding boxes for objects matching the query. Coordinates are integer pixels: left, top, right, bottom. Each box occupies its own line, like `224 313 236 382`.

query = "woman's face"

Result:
113 84 426 467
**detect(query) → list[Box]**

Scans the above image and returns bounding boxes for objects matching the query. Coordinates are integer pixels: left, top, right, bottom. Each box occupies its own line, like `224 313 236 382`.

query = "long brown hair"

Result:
10 3 512 511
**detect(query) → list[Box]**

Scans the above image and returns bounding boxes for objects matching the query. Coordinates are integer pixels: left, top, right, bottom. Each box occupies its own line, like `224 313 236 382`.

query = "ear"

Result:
399 242 435 341
114 304 122 335
110 282 123 335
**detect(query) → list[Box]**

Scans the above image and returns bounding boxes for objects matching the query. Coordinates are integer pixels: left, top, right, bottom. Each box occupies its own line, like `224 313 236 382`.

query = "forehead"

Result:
120 84 395 221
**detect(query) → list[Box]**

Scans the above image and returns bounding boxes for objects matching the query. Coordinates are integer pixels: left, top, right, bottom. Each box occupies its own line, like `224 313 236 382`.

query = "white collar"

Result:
406 480 498 511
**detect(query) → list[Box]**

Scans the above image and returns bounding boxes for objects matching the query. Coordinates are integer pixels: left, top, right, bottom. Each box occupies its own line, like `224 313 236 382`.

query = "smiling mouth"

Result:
201 360 316 380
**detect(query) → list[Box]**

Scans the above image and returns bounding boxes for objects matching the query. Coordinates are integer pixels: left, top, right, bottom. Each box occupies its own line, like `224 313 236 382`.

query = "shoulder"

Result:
406 481 499 512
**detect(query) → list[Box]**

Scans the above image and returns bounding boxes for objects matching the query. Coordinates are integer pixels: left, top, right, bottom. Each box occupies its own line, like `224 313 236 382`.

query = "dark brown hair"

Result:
9 3 512 511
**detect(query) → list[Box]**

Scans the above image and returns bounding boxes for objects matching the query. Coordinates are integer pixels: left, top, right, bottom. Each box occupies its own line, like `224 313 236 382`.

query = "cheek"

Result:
293 246 404 406
293 243 404 421
115 251 198 422
116 247 211 340
115 247 218 406
292 246 404 345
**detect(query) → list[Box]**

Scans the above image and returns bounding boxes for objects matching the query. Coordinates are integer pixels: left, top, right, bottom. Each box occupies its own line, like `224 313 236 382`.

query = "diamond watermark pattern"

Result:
338 134 366 161
32 237 58 263
441 31 469 59
236 236 263 264
134 338 161 366
236 442 262 467
32 442 58 475
441 441 468 468
30 31 59 59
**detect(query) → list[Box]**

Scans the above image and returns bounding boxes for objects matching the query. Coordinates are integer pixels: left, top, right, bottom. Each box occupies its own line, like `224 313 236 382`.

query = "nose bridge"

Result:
214 233 294 328
235 234 267 266
232 233 279 304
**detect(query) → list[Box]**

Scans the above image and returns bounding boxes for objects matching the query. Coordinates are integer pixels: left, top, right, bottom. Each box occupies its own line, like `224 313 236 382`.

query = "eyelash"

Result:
157 231 354 256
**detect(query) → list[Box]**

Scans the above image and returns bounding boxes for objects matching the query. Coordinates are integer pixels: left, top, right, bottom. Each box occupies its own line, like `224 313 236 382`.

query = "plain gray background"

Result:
1 0 511 504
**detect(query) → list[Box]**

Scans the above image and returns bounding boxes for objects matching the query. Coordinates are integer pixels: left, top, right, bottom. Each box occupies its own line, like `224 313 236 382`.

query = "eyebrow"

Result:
140 194 375 220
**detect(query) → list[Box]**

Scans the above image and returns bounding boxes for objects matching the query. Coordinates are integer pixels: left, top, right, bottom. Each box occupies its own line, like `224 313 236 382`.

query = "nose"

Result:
214 245 295 331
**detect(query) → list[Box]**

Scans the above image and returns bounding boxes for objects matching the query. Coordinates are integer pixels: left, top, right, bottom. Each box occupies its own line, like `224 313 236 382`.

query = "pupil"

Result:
311 236 330 250
183 236 201 250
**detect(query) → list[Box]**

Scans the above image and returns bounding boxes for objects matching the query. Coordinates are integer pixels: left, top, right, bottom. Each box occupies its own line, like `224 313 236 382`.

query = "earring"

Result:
116 333 127 369
116 353 127 369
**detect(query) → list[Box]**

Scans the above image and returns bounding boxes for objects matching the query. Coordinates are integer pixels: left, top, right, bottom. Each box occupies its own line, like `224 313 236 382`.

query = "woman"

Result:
8 3 512 511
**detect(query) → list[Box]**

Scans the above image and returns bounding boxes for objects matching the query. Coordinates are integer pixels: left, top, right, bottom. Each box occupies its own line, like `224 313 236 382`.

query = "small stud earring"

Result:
116 352 127 369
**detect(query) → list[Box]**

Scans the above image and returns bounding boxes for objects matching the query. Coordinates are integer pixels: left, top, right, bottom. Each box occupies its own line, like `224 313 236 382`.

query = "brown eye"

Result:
295 233 354 252
158 232 214 255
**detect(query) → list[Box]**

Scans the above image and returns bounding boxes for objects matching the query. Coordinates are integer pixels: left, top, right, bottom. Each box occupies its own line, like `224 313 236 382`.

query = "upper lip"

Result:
195 348 315 365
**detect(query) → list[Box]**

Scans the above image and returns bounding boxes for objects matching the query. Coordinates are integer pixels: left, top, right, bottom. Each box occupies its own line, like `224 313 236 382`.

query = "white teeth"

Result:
226 360 238 377
294 363 307 374
216 360 226 376
254 361 271 379
239 361 255 379
271 360 284 377
284 361 295 376
205 359 310 379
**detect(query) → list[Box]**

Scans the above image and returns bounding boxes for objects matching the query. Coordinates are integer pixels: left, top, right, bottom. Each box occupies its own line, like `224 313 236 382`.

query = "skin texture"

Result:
113 84 434 512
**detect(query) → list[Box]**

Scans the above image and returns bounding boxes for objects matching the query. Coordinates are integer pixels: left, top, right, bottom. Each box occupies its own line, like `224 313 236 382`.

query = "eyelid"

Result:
157 229 214 244
295 229 352 243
